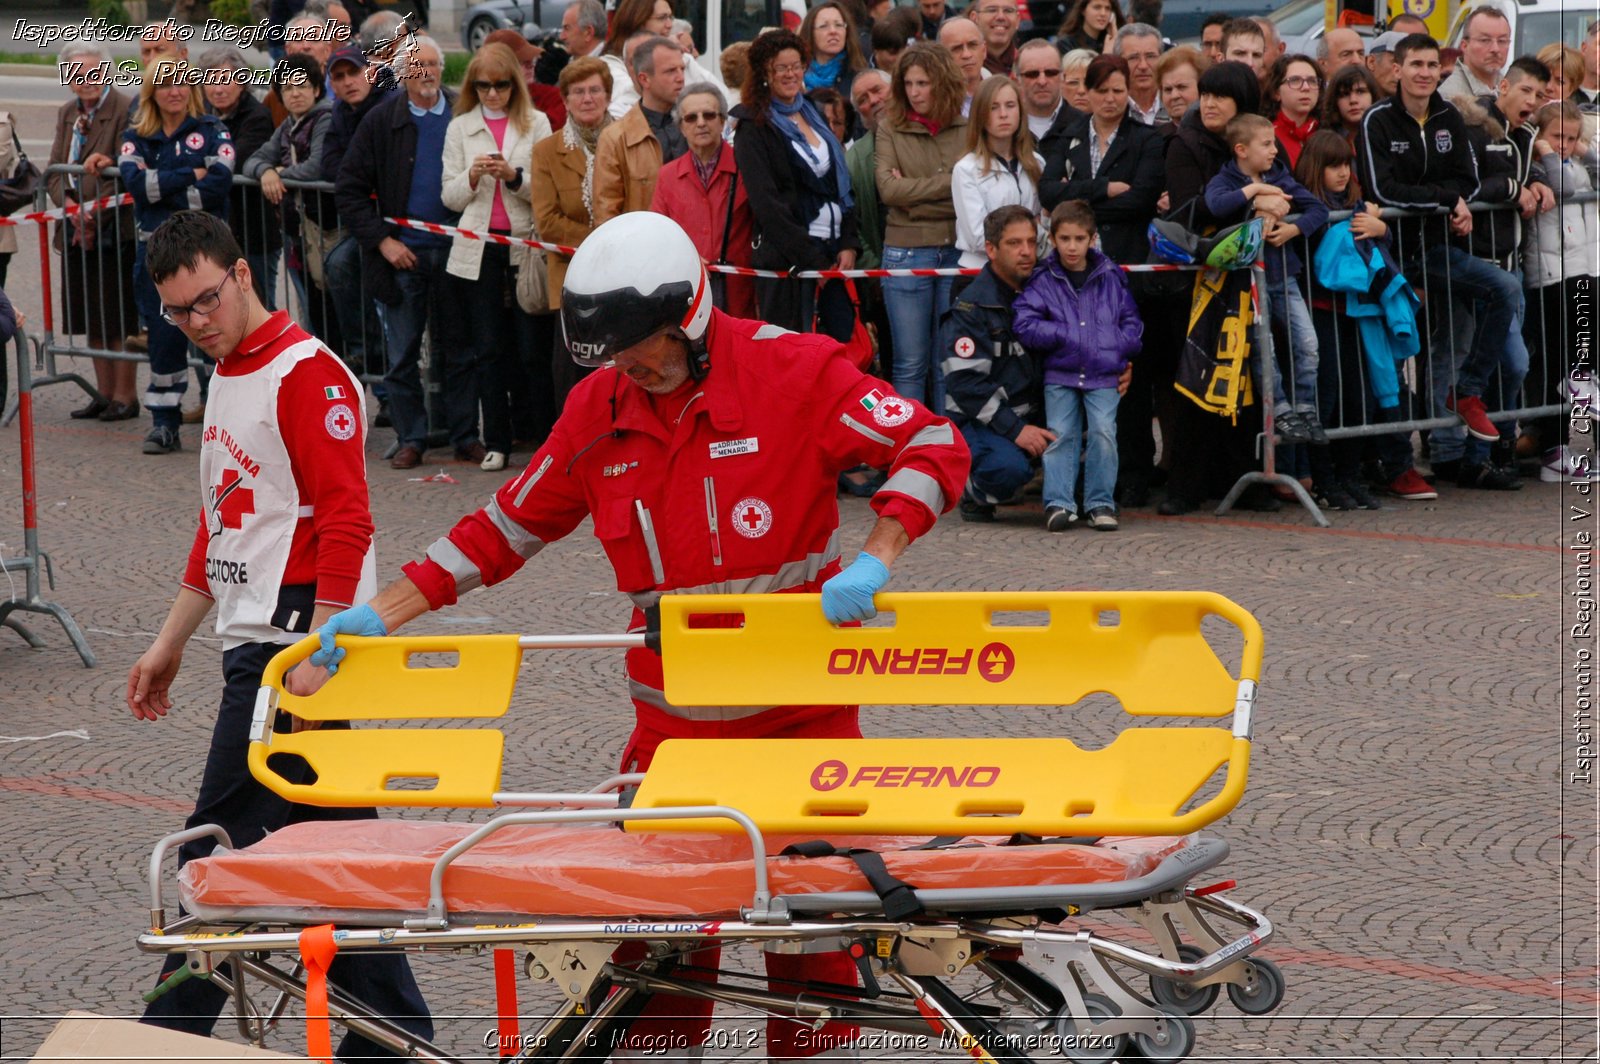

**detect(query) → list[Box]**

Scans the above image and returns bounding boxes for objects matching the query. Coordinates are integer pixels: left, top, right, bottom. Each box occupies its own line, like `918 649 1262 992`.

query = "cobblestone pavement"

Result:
1 359 1596 1062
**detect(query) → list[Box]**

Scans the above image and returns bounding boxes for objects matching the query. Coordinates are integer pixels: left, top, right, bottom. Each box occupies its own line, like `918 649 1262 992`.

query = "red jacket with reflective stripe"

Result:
404 310 969 734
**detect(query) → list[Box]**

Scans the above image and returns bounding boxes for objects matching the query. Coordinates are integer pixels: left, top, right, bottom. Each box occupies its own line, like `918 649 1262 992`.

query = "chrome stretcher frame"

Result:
137 591 1284 1063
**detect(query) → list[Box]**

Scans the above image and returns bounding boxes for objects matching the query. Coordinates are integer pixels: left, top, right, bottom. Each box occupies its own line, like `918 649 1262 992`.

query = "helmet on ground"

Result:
560 213 712 367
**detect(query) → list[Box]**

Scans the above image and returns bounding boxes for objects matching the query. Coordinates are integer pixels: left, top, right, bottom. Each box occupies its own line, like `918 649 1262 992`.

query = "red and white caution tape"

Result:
383 215 1204 279
0 192 131 227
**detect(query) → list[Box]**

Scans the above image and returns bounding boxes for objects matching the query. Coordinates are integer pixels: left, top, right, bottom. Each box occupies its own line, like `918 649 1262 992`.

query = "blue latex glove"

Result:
308 603 388 673
820 553 890 624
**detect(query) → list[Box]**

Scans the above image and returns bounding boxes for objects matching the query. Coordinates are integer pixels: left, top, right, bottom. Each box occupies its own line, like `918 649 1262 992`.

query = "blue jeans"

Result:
882 244 959 411
1044 384 1120 513
376 243 477 451
1265 281 1320 415
132 240 190 431
958 422 1033 506
1425 254 1528 465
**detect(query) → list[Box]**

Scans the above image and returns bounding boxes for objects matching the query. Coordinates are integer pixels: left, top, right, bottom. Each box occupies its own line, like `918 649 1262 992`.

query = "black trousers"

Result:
141 641 433 1060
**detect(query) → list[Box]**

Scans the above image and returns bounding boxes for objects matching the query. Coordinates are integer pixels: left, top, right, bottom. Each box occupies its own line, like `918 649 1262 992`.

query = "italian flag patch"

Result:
860 389 884 412
324 385 346 400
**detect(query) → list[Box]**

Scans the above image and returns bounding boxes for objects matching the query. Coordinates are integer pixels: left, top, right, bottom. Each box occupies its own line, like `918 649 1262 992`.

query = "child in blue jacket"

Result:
1205 112 1328 446
1012 200 1142 532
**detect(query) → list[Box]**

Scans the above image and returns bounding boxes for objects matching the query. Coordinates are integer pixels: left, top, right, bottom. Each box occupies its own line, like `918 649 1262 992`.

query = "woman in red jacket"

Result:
648 83 757 317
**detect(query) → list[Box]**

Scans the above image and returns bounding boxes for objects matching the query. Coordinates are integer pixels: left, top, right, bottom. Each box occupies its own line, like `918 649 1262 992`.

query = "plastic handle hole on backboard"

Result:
860 610 897 629
802 802 867 817
384 775 441 791
958 802 1024 818
405 651 461 670
684 611 746 630
1067 800 1096 816
1096 610 1120 628
989 610 1050 628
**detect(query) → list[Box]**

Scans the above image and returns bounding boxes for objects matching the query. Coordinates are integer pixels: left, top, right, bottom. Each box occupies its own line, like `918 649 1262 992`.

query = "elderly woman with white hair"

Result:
48 40 140 421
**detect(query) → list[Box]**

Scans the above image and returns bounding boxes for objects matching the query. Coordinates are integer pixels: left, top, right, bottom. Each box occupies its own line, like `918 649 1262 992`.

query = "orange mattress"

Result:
180 820 1192 921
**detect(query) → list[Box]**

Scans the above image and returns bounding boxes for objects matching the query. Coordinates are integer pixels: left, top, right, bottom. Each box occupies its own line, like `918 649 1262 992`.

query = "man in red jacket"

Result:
303 212 969 1057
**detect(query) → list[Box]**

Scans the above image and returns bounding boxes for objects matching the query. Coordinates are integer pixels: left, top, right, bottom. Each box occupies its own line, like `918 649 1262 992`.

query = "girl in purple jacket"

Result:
1013 200 1143 531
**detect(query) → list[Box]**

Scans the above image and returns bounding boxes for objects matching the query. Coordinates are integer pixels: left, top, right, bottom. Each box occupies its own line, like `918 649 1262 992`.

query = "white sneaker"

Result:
1540 445 1600 483
480 450 507 472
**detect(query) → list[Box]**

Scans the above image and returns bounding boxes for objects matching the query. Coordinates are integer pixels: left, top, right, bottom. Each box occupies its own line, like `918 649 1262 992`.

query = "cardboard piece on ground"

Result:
30 1011 315 1061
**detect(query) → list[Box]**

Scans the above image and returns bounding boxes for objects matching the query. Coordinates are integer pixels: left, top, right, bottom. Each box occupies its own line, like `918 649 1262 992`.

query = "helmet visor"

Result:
560 281 697 367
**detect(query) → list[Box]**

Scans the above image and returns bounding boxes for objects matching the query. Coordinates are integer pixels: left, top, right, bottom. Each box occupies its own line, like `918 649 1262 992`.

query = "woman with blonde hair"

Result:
875 42 966 409
952 75 1041 274
1060 47 1096 111
118 57 234 455
1536 42 1597 151
444 41 555 471
531 55 614 408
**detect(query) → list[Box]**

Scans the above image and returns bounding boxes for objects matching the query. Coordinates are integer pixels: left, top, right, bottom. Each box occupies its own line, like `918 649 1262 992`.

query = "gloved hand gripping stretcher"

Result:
139 591 1284 1063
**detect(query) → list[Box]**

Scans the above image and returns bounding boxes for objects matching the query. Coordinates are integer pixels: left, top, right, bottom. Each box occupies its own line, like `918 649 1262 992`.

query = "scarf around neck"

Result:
769 94 854 208
804 52 846 92
563 113 613 225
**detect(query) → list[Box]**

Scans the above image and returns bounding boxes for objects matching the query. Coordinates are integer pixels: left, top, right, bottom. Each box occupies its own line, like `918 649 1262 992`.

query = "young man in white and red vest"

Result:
126 209 432 1058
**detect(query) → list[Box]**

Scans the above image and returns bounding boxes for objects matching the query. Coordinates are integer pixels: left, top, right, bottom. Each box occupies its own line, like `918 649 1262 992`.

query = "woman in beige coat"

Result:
874 42 966 410
531 56 613 410
443 42 554 471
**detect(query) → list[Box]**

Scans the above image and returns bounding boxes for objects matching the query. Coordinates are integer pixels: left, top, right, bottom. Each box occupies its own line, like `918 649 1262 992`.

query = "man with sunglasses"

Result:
127 210 433 1057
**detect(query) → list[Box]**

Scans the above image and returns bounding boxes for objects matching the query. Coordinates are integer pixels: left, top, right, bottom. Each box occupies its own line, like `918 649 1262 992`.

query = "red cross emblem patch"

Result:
184 132 205 151
324 403 357 441
732 496 773 539
870 395 913 428
954 336 976 358
208 468 255 534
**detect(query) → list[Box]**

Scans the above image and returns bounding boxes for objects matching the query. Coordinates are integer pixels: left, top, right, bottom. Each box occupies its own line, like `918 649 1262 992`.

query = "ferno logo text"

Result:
810 759 1001 791
824 642 1016 683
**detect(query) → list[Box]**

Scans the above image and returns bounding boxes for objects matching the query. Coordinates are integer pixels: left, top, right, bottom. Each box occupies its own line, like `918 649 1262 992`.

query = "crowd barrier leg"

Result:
0 329 97 667
1216 265 1329 527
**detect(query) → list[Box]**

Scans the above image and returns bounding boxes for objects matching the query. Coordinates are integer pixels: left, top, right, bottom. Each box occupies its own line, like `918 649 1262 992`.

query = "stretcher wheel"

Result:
1226 957 1285 1015
1147 944 1219 1017
1125 1007 1195 1063
1056 993 1126 1062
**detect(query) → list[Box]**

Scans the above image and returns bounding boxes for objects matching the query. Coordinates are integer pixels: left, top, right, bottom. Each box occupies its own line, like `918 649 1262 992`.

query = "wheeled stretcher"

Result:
139 592 1285 1062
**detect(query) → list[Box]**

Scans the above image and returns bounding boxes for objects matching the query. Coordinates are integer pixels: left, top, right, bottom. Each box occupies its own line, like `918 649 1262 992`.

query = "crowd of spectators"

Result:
31 0 1600 519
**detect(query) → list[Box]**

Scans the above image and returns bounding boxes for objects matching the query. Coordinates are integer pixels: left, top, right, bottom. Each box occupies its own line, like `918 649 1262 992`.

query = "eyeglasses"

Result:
1019 67 1061 79
473 79 513 92
1281 75 1318 89
161 264 236 325
680 110 723 123
770 61 806 76
1466 35 1511 47
975 5 1018 15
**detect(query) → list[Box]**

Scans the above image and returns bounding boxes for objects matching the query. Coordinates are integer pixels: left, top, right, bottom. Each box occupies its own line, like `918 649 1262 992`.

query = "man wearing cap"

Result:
297 210 971 1060
1366 31 1407 96
321 43 394 409
485 28 568 130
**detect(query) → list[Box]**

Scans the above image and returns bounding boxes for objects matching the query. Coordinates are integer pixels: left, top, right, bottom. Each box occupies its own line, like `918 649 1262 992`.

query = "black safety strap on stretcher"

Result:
779 837 967 920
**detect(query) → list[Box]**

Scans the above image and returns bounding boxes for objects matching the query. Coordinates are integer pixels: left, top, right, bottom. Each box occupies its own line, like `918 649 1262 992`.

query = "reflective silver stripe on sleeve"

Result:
879 468 946 513
185 185 203 209
143 392 184 407
512 454 553 507
425 537 484 595
296 505 314 517
839 412 894 446
624 531 844 611
145 170 161 201
904 422 955 448
627 678 778 721
975 392 1004 425
148 370 186 387
486 498 545 560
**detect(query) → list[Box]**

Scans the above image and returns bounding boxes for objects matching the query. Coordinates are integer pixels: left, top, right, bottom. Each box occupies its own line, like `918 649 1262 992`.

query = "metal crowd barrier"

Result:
0 326 95 667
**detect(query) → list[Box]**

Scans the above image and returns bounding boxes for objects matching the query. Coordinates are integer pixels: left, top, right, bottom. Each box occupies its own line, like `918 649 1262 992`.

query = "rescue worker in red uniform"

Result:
300 212 970 1059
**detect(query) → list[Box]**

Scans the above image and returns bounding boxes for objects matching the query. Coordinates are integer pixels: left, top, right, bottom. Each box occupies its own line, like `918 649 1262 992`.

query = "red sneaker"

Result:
1445 390 1500 442
1386 468 1438 500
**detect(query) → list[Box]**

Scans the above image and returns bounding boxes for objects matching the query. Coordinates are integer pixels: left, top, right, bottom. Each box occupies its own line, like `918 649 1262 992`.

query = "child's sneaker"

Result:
1044 506 1078 532
1086 506 1119 531
1342 479 1383 510
1540 445 1600 483
1315 482 1358 511
1297 409 1329 445
1445 389 1500 442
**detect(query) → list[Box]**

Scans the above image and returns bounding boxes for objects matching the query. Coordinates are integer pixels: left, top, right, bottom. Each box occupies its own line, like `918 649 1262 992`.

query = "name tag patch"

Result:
709 437 759 459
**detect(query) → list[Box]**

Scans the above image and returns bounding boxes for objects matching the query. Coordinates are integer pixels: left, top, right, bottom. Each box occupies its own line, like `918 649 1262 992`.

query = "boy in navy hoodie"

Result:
1205 113 1330 445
